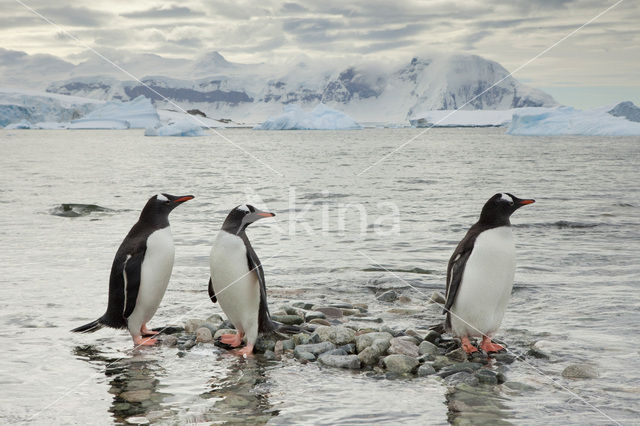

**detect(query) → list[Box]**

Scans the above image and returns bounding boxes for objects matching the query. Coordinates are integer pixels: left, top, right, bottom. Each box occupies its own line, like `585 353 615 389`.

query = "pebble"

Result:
184 319 206 333
254 337 276 353
284 306 303 316
271 314 304 325
504 381 537 392
383 354 419 374
388 337 420 357
353 303 368 313
263 350 277 360
195 327 213 343
437 362 482 378
309 318 331 326
318 354 361 369
431 356 455 371
206 314 224 325
161 335 178 347
313 307 344 318
355 332 393 353
304 311 326 321
490 353 516 364
294 349 316 362
315 326 356 346
418 341 438 356
424 330 441 344
178 339 196 350
120 389 152 403
125 416 150 425
358 339 391 366
352 317 384 323
201 323 218 335
475 369 499 385
292 302 314 310
404 329 423 340
329 303 354 309
341 308 360 316
444 371 479 387
428 291 446 305
295 342 336 356
338 343 356 354
446 347 468 362
417 364 437 377
291 333 311 346
282 339 295 351
562 364 599 379
377 290 398 302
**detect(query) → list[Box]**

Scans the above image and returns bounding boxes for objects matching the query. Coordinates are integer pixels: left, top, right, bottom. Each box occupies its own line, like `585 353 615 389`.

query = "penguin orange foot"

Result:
141 323 159 336
133 336 157 346
461 336 479 353
480 336 505 353
220 333 243 347
237 344 254 357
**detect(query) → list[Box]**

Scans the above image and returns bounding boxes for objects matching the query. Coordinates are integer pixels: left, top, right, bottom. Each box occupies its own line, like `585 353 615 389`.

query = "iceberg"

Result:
507 105 640 136
4 119 33 129
255 104 362 130
409 108 553 127
70 95 159 129
145 118 206 137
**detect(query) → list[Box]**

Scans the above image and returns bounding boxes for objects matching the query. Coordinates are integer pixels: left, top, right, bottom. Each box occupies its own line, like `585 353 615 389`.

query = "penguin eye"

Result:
508 201 514 206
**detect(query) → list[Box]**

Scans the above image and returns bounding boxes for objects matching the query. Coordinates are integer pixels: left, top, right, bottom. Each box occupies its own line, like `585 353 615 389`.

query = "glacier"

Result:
409 108 554 127
507 104 640 136
69 95 159 129
145 119 206 137
255 104 362 130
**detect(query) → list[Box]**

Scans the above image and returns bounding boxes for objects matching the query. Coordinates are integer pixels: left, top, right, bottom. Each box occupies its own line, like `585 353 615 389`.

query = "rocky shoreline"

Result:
156 296 531 390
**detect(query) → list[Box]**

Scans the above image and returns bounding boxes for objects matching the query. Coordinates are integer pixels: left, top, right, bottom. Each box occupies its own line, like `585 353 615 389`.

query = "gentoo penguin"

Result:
443 193 534 354
72 193 194 346
208 204 276 356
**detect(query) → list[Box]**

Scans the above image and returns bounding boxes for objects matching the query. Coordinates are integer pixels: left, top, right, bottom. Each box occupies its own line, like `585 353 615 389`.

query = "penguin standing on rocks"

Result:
442 193 534 354
208 205 276 356
72 193 194 346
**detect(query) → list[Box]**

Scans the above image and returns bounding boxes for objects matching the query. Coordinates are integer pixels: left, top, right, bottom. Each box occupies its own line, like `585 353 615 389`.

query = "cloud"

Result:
121 6 198 19
39 6 112 27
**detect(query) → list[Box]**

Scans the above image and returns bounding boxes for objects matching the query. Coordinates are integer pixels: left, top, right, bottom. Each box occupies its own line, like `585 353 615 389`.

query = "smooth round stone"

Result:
294 349 316 362
201 323 219 335
491 353 516 364
562 364 599 379
254 337 276 353
382 354 419 374
125 416 150 425
358 339 391 366
318 354 361 369
295 341 335 356
291 333 311 346
178 339 196 350
271 314 304 325
475 369 499 385
341 308 359 316
292 302 314 310
309 318 331 326
418 341 438 356
120 389 152 403
161 335 178 347
446 347 468 362
305 311 326 321
377 290 398 302
313 307 344 318
195 327 213 343
329 303 354 309
504 381 537 392
284 306 303 316
424 330 441 343
112 402 130 411
417 364 437 377
355 332 393 352
428 291 446 305
206 314 224 324
184 319 206 333
444 371 479 387
431 356 456 371
314 325 356 346
262 350 277 360
388 337 419 357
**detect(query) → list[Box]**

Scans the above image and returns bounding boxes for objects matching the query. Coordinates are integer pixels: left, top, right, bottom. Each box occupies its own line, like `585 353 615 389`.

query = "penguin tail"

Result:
71 318 104 333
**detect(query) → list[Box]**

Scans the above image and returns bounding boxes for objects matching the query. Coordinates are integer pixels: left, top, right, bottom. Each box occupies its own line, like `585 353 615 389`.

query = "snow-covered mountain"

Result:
2 48 557 124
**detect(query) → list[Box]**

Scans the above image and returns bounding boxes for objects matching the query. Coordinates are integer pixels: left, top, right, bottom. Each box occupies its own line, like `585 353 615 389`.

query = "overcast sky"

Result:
2 0 639 107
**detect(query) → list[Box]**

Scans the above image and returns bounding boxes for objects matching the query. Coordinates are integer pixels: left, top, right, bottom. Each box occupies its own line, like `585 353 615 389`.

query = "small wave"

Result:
50 203 115 217
363 266 437 275
517 221 601 229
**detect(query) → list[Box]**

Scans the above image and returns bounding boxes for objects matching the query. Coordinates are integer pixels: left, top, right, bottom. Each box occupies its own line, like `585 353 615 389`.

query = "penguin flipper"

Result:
208 277 217 303
242 239 275 334
444 228 478 317
122 250 146 319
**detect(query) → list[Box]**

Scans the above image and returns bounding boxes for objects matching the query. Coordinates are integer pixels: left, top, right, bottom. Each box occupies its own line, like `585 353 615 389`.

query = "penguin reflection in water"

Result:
72 193 194 346
208 205 276 356
441 193 534 354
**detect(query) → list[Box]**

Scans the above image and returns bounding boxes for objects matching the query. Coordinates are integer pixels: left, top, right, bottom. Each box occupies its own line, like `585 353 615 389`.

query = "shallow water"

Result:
0 128 638 424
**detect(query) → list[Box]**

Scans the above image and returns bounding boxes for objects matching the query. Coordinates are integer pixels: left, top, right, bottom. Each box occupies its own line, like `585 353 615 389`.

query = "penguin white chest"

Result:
451 226 515 337
209 231 260 334
134 227 175 324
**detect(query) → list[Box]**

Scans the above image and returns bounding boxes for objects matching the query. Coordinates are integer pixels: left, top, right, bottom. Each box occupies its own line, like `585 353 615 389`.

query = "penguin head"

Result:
140 193 194 223
479 193 535 225
222 204 276 235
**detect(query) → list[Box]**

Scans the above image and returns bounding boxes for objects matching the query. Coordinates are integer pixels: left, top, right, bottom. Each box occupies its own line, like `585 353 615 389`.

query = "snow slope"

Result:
255 104 362 130
70 96 159 129
7 49 557 124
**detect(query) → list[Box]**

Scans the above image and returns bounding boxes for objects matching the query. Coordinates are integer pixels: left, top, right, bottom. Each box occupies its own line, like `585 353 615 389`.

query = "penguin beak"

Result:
172 195 194 204
251 209 276 220
519 199 535 206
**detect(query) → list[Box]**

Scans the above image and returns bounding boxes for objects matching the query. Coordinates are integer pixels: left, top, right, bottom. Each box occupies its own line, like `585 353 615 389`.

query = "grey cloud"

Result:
280 3 308 14
39 6 111 27
121 6 197 19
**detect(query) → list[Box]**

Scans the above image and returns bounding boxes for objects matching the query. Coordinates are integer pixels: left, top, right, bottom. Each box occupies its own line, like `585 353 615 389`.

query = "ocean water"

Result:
0 128 638 425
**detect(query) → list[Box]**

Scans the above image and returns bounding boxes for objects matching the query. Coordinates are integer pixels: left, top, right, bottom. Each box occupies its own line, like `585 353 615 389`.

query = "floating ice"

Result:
255 104 362 130
507 105 640 136
409 108 554 128
71 96 159 129
144 119 206 137
4 119 33 129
